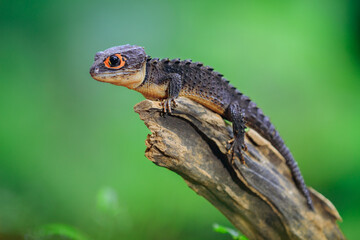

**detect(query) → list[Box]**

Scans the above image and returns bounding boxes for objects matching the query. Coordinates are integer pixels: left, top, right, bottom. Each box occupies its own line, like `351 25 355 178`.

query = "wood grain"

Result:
134 97 344 240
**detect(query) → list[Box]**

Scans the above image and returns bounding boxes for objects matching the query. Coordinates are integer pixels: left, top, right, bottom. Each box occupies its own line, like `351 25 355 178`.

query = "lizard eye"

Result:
104 53 126 69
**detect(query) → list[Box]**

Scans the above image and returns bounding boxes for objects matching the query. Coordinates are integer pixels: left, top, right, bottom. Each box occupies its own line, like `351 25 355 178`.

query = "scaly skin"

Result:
90 44 314 210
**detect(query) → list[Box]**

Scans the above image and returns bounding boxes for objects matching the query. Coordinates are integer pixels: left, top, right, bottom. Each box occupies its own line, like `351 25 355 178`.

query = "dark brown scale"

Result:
142 56 313 210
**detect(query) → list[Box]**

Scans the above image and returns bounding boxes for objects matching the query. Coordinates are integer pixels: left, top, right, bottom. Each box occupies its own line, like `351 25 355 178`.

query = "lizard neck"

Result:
134 61 168 100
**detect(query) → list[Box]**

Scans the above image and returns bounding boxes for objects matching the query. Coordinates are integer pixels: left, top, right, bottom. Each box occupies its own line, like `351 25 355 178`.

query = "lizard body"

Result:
90 44 313 210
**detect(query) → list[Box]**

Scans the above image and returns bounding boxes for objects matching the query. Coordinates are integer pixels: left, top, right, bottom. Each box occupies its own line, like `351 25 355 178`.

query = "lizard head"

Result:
90 44 147 89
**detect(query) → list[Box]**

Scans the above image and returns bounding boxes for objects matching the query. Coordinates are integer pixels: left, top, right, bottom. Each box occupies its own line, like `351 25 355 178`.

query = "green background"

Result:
1 0 359 239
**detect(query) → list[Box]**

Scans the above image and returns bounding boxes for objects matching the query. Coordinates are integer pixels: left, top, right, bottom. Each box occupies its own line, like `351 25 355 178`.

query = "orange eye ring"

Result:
104 53 126 69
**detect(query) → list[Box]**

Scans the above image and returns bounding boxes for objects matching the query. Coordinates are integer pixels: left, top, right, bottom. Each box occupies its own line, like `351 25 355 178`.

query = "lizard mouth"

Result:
91 72 135 83
90 62 146 89
90 67 137 81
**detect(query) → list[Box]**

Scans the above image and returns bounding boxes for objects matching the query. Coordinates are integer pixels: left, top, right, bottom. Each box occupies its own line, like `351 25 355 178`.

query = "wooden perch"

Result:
134 97 344 240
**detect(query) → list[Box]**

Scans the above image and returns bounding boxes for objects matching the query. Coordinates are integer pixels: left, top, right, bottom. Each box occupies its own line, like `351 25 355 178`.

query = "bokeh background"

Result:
1 0 359 239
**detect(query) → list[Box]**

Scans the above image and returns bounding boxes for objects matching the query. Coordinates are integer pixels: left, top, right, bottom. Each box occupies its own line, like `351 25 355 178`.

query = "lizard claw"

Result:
242 143 247 151
161 98 177 114
227 138 247 165
227 138 234 144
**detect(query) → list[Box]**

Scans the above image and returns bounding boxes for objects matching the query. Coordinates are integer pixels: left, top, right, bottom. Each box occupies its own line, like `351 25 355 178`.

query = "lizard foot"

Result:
227 138 247 165
161 98 177 114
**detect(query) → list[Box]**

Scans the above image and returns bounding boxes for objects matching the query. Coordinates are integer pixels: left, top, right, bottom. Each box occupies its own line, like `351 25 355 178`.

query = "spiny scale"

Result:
141 56 314 209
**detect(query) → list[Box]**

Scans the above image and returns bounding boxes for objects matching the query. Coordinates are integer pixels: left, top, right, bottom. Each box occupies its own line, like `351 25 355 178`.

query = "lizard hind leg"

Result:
227 101 247 165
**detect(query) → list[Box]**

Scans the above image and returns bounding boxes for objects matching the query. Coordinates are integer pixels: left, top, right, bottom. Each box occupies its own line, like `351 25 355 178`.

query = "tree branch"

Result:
134 97 344 240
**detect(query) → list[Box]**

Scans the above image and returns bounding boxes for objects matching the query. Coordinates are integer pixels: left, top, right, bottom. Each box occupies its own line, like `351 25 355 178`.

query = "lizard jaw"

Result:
91 63 146 90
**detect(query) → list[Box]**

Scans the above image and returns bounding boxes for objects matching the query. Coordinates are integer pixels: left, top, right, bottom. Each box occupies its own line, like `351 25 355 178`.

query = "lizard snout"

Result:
89 66 99 77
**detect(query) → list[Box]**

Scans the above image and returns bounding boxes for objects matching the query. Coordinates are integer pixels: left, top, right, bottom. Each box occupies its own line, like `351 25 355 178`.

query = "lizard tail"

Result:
244 103 314 210
271 132 314 210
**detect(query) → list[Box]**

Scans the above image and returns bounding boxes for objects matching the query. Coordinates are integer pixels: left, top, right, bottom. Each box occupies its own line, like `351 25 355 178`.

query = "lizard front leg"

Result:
162 73 182 114
228 101 247 164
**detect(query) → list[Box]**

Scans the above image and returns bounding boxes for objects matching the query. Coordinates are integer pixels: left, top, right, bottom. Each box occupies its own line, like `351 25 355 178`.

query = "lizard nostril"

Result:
90 66 99 76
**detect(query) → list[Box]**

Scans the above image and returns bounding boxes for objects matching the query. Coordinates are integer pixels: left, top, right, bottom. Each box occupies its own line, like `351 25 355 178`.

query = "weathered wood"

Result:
134 97 344 240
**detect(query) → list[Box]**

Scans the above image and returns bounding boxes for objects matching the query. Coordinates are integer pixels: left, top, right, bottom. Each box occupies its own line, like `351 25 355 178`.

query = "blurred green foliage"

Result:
26 223 89 240
0 0 359 239
213 224 248 240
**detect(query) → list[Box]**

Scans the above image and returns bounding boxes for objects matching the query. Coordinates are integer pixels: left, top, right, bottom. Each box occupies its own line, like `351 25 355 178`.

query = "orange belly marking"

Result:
135 83 168 100
179 92 225 115
135 84 225 115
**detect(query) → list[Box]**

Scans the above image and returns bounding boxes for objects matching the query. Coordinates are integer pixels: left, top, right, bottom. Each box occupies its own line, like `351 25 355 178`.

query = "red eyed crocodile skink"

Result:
89 44 314 210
